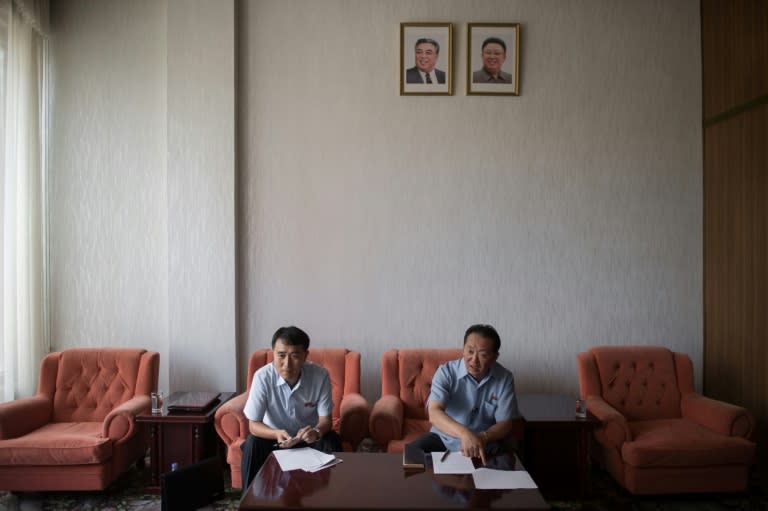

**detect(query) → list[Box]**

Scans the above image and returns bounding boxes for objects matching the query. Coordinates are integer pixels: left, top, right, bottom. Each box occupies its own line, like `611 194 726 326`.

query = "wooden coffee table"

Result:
240 451 548 510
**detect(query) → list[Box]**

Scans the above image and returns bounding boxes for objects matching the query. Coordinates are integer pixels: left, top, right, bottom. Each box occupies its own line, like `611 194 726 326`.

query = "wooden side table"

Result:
137 391 235 493
517 393 599 498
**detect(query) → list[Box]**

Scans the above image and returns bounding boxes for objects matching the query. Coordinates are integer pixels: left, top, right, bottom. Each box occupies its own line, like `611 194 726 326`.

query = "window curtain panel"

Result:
0 0 48 401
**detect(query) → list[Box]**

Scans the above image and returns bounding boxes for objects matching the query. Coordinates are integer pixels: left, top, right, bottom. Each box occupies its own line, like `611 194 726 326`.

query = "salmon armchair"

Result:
214 348 370 488
577 345 755 494
369 349 462 452
0 348 159 491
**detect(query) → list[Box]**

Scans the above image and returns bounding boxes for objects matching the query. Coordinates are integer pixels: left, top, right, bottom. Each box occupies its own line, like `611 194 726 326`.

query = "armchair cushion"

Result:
589 346 682 420
0 422 110 465
623 419 755 468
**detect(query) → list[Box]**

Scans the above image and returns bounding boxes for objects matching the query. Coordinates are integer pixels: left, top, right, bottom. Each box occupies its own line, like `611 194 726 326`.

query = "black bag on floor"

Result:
161 456 225 511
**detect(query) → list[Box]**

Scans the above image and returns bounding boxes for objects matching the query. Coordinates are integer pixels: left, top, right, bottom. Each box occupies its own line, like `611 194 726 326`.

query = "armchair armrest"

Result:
0 395 51 439
586 396 631 449
214 392 249 447
338 392 370 450
681 392 755 438
369 394 404 449
103 395 150 443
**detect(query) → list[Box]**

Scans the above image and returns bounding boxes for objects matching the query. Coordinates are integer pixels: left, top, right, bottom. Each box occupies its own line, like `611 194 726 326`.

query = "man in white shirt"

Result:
240 326 341 492
406 324 519 465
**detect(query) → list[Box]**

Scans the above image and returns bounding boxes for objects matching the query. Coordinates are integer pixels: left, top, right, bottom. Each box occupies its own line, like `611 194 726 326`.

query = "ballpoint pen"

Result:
274 436 298 448
440 451 449 462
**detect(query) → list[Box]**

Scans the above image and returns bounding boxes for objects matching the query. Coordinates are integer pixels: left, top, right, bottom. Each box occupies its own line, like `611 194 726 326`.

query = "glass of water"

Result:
151 391 164 414
575 398 587 419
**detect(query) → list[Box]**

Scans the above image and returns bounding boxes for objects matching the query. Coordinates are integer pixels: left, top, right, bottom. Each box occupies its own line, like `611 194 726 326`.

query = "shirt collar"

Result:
275 368 303 390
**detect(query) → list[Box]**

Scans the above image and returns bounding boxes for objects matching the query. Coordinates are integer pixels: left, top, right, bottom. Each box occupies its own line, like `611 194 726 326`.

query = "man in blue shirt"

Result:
408 324 519 465
240 326 341 492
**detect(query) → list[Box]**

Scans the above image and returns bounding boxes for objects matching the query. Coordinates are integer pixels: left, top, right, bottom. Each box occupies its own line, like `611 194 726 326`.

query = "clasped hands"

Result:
275 425 321 448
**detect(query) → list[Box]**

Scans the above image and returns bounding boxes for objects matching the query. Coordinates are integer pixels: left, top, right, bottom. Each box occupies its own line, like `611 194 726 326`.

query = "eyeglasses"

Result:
482 50 505 57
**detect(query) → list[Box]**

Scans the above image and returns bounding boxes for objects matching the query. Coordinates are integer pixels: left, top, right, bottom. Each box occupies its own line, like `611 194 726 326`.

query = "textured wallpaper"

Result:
238 0 703 401
49 0 702 403
49 0 170 369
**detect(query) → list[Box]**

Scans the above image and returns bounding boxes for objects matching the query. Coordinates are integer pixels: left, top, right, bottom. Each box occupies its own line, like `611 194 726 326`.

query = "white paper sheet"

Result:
305 457 343 472
272 447 337 472
472 468 538 489
432 451 476 474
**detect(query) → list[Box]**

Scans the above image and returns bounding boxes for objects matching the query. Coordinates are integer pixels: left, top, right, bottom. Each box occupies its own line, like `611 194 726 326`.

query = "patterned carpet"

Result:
1 443 766 511
0 461 240 511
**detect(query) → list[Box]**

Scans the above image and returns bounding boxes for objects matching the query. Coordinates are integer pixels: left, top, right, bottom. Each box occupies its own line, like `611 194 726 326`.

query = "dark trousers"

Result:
240 431 342 493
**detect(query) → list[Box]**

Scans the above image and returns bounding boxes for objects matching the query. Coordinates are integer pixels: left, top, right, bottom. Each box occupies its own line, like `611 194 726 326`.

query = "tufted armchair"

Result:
369 349 463 453
0 348 159 491
214 348 370 489
577 345 755 494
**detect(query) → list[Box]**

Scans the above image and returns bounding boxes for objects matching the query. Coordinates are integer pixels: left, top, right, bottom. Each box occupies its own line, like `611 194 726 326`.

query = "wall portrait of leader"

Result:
467 23 520 96
400 23 453 96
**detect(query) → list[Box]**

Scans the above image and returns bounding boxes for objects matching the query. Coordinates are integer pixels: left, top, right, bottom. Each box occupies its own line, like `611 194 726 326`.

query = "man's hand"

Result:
275 430 300 448
459 430 487 465
296 425 322 444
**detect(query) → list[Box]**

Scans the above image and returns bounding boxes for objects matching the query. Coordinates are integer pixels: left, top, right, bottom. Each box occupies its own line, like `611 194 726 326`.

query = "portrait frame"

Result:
400 22 453 96
467 23 520 96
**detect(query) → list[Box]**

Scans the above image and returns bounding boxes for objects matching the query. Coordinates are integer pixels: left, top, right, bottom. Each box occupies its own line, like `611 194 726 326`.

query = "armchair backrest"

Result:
578 345 695 421
246 348 361 429
40 348 158 423
381 349 462 421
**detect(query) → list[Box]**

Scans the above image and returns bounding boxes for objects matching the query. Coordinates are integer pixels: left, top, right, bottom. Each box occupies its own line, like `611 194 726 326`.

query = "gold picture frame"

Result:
400 23 453 96
467 23 520 96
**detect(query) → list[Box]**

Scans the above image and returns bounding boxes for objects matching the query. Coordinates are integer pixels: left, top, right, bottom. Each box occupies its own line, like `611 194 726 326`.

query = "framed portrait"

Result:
400 23 453 96
467 23 520 96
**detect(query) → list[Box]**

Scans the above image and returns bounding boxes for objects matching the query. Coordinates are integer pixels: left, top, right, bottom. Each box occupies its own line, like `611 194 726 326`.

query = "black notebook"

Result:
166 391 220 413
402 443 425 469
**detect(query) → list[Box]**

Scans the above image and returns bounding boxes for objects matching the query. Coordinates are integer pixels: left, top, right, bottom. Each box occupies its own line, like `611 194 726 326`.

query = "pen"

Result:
440 451 449 462
274 435 297 448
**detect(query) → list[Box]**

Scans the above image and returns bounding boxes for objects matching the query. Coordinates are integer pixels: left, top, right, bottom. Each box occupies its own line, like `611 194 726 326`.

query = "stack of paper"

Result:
272 447 342 473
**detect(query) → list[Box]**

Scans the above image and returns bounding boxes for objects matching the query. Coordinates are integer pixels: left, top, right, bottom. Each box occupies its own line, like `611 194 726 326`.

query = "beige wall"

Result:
49 0 702 402
49 0 170 381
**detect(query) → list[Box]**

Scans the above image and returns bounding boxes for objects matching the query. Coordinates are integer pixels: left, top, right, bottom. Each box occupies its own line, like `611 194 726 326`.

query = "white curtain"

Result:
0 0 48 401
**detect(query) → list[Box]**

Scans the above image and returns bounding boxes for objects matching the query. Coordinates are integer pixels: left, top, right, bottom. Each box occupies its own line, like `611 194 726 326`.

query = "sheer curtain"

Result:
0 0 49 401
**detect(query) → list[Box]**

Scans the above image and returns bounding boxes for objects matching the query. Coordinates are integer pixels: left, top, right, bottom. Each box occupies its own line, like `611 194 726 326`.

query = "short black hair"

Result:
271 326 310 350
481 37 507 54
463 324 501 353
415 37 440 54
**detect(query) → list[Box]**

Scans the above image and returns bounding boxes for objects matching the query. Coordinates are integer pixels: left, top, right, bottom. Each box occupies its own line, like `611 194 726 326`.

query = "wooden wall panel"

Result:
701 0 768 119
704 105 768 419
702 0 768 472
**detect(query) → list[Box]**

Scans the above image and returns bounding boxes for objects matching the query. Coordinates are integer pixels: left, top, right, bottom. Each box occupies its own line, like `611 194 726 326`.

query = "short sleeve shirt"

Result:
243 361 334 436
427 358 519 451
